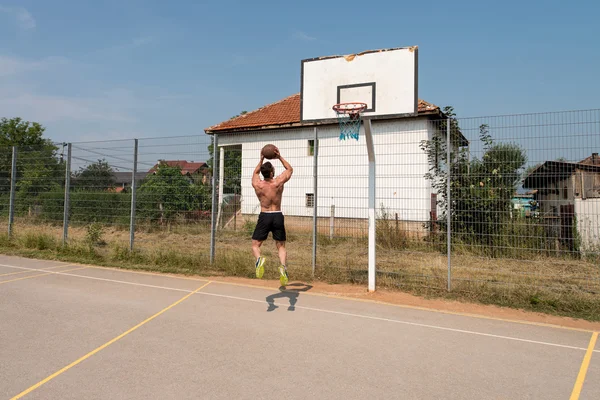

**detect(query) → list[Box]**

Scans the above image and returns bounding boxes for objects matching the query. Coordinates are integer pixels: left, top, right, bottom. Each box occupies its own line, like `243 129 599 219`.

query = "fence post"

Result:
129 139 138 251
217 146 225 229
446 118 452 291
233 186 237 231
364 117 376 292
312 127 319 276
8 146 17 238
330 204 335 240
62 143 72 245
210 134 219 264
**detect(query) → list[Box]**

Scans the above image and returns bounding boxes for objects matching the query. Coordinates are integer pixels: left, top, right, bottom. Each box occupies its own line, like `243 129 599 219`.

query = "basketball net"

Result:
333 103 367 141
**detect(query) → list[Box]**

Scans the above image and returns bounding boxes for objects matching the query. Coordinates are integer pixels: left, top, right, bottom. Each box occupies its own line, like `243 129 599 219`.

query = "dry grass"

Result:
1 219 599 321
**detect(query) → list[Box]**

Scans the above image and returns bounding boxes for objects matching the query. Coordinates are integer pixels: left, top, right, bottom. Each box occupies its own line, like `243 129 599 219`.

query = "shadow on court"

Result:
266 283 313 312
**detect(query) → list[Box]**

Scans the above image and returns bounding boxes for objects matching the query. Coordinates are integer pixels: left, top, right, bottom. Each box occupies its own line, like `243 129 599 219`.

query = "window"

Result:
308 140 315 156
563 186 568 200
305 193 314 208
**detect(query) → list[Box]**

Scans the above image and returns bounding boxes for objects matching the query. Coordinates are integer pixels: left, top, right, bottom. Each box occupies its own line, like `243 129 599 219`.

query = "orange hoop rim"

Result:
332 102 368 115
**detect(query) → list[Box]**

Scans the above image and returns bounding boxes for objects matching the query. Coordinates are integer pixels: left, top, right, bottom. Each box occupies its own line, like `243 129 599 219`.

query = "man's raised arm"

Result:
275 149 293 183
252 153 264 188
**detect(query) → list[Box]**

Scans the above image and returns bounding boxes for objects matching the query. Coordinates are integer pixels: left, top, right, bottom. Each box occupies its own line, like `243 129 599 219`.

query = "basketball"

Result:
261 144 278 159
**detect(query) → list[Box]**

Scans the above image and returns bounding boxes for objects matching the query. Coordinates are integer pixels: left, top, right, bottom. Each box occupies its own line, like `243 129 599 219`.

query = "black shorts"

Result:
252 212 286 242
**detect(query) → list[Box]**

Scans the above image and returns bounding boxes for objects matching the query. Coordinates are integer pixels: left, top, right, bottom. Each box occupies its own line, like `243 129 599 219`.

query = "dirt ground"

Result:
103 265 600 332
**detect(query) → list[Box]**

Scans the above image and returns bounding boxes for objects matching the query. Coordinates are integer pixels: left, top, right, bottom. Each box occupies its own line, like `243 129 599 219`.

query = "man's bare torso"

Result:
253 179 284 212
252 148 292 213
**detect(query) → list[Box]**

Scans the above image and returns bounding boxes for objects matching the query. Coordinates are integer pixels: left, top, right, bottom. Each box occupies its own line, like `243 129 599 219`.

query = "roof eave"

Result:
204 110 443 135
523 161 600 189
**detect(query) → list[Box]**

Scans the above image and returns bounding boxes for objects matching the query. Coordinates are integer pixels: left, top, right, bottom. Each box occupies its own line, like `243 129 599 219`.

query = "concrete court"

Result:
0 254 598 400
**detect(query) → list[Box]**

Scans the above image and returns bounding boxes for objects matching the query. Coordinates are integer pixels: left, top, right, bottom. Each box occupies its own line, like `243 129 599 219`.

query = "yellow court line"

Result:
0 266 85 285
0 264 67 278
10 281 211 400
77 264 600 333
87 264 208 282
569 332 598 400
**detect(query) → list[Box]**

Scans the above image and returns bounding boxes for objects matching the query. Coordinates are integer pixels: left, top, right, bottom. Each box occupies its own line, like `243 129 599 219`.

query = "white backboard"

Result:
300 46 418 121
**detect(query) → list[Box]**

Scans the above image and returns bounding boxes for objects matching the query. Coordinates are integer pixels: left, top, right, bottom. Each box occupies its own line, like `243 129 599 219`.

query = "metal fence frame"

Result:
2 110 600 294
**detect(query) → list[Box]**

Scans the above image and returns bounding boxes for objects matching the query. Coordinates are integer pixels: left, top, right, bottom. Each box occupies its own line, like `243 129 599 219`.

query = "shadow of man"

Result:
266 282 313 312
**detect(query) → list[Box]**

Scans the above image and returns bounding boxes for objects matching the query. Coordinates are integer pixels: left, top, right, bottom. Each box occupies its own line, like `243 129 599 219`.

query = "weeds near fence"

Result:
376 205 409 250
85 222 106 247
1 221 599 321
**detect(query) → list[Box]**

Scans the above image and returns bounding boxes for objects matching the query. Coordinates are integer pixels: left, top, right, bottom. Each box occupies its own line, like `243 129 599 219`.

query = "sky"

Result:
1 0 599 146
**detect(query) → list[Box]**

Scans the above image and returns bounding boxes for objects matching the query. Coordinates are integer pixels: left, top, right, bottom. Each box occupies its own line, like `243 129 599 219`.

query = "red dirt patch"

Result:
205 275 600 332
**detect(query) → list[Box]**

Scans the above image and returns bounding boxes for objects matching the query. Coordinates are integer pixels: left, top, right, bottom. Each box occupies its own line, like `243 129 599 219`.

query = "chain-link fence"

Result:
2 109 599 297
445 111 600 295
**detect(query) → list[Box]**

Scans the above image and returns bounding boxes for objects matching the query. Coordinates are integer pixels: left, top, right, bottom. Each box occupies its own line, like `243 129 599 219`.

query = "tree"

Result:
137 164 210 224
73 159 115 191
1 118 57 193
0 117 49 147
0 118 63 214
421 112 528 248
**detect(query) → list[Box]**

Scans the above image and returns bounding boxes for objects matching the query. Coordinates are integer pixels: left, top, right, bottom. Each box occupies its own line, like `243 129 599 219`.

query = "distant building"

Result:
111 172 149 193
523 153 600 251
148 160 211 185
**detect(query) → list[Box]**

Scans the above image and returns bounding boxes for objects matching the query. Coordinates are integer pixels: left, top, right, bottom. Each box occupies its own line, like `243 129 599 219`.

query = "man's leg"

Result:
252 213 268 279
253 239 266 279
276 240 288 286
252 239 263 260
275 240 287 266
253 240 265 279
272 213 288 286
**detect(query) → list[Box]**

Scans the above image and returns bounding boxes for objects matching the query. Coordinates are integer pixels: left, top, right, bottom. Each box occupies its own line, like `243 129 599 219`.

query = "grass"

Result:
0 219 599 321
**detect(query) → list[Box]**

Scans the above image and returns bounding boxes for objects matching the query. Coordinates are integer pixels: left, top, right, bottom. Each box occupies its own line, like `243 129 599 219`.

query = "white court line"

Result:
0 263 71 271
197 291 598 353
0 264 195 293
2 263 599 353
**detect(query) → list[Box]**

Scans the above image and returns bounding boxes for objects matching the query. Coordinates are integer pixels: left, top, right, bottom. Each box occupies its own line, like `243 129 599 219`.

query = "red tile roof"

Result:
205 94 440 133
149 160 208 175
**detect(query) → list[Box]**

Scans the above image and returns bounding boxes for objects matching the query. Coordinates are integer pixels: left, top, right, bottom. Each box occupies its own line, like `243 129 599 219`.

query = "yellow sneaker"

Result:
255 257 266 279
279 265 289 286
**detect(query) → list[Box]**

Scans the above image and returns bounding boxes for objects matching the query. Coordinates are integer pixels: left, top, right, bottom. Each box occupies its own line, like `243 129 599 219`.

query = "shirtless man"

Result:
251 147 293 286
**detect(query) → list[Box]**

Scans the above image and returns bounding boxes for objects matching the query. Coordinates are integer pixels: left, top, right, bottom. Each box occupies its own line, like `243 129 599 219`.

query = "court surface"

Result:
0 254 598 400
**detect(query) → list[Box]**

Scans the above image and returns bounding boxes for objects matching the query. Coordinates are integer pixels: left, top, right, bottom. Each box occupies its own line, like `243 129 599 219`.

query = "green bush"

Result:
0 193 10 217
70 191 131 224
19 232 57 250
36 190 64 222
85 222 106 246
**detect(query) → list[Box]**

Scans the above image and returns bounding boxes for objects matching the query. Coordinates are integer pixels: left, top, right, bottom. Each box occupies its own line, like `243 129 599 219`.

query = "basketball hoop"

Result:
333 102 367 140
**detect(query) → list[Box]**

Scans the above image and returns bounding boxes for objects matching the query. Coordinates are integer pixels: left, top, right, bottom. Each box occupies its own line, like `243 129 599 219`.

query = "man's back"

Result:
253 179 284 211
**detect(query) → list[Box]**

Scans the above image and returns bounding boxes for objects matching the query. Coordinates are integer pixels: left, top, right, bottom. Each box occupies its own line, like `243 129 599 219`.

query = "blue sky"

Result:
1 0 599 144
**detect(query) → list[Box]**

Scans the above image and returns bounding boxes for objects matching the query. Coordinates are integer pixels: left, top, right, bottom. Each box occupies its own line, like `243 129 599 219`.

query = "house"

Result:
523 153 600 251
111 171 149 193
148 160 211 185
204 93 468 236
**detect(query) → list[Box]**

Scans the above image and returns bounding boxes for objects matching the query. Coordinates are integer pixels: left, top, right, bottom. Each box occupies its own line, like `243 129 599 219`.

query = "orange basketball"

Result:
261 144 278 159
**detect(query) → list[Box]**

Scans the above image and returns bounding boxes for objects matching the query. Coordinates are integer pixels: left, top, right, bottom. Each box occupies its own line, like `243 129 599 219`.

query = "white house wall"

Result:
538 177 574 216
217 118 434 222
574 198 600 252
